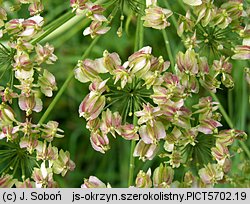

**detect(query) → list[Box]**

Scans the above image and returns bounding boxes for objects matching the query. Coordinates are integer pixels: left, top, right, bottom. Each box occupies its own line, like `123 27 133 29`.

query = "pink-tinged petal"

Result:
15 69 34 80
183 0 202 6
81 176 107 188
90 131 109 154
18 95 28 111
155 121 166 140
74 67 90 83
120 124 139 140
93 14 107 22
139 125 153 144
96 27 111 35
33 97 43 112
133 140 159 161
83 27 91 36
94 58 108 73
89 96 105 120
144 143 159 160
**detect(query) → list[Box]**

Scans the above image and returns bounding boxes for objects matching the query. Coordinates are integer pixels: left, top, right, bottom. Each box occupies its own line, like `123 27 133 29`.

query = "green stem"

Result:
228 90 233 121
210 92 250 159
210 92 233 129
163 1 178 29
38 36 100 124
31 11 75 45
162 30 175 72
128 3 145 186
128 139 136 187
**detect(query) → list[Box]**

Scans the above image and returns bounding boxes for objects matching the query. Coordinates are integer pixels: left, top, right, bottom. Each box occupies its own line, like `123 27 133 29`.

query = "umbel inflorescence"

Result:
0 0 249 188
75 44 247 187
75 0 249 188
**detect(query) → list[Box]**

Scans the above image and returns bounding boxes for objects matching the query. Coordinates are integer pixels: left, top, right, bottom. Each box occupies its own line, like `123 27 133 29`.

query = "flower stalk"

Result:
210 92 250 159
162 30 175 72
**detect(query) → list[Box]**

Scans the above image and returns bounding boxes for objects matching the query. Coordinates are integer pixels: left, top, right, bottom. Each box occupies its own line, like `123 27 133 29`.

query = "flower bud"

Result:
86 118 101 132
211 143 230 165
177 10 194 36
41 121 64 142
215 129 247 146
32 162 58 188
16 178 35 188
153 163 174 188
128 46 152 78
0 87 18 104
0 103 16 125
133 139 159 161
13 51 32 72
194 1 215 27
232 45 250 60
83 21 110 38
35 43 57 65
38 70 57 97
74 59 107 83
79 93 105 121
193 96 219 120
113 63 132 88
221 1 243 20
29 2 44 16
0 7 7 27
18 94 43 116
168 150 182 168
197 118 222 135
53 149 75 176
198 163 224 185
142 6 173 30
81 176 110 188
19 136 39 154
0 125 19 141
139 121 166 144
120 124 139 140
212 9 232 29
79 79 108 120
102 50 121 73
100 109 121 137
85 3 107 22
135 169 152 188
183 171 195 187
90 131 110 154
5 19 24 35
176 49 198 75
20 15 44 37
183 0 202 6
0 174 17 188
36 141 58 161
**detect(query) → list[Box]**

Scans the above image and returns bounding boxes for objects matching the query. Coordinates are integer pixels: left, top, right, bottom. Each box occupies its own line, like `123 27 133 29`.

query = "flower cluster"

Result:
177 0 248 60
70 0 110 38
75 45 247 187
0 2 75 188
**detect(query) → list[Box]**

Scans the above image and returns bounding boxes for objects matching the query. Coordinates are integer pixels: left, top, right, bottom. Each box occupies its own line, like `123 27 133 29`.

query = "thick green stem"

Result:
210 92 250 159
162 30 175 72
38 36 100 124
128 139 136 187
31 11 75 45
